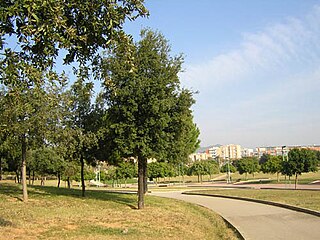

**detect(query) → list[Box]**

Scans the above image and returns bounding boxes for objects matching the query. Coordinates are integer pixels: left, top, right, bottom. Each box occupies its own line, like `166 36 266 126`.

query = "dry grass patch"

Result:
0 183 240 240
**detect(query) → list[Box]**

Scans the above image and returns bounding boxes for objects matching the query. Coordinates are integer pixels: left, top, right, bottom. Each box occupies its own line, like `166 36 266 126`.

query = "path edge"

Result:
182 192 320 218
151 194 245 240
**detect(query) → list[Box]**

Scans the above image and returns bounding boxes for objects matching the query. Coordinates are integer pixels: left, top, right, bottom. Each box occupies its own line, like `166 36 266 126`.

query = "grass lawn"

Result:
155 171 320 184
229 171 320 184
0 183 240 240
189 188 320 211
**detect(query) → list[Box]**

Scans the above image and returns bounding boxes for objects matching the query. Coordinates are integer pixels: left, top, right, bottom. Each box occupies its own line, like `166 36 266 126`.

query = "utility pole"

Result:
226 157 231 183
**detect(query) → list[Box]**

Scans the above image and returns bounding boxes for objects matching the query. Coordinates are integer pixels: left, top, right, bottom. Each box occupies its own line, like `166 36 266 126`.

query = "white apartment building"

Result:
219 144 242 159
242 148 254 157
208 146 220 159
189 152 210 161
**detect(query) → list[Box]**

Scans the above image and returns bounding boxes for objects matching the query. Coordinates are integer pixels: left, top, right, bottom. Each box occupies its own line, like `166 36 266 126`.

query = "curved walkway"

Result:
151 191 320 240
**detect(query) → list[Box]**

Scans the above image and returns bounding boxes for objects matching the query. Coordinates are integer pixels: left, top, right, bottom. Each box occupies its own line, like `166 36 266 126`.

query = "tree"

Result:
101 29 199 209
64 77 99 197
285 148 318 189
188 161 206 183
30 147 63 186
1 0 147 202
203 160 219 180
148 162 166 184
220 163 237 173
236 157 260 180
261 155 282 182
0 65 66 201
115 161 137 187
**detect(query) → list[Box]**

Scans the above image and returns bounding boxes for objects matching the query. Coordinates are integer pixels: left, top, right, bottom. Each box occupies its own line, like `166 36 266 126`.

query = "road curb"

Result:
182 192 320 218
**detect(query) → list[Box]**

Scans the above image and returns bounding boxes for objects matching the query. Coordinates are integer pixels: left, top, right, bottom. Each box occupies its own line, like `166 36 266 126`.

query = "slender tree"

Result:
65 75 98 197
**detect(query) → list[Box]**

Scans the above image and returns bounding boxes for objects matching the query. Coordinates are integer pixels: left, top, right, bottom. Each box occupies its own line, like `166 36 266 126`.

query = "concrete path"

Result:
151 191 320 240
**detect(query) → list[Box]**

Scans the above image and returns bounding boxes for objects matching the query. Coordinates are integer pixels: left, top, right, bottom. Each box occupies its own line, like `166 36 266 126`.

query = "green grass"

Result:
0 183 240 240
189 188 320 211
229 171 320 183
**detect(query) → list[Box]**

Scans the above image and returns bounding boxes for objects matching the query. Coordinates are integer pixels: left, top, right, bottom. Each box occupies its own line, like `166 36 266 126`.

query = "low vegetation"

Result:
0 183 240 240
189 189 320 211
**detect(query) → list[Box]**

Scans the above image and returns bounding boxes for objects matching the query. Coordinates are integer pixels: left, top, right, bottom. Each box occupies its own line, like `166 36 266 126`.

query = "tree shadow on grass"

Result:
0 182 138 209
0 183 23 201
31 185 138 209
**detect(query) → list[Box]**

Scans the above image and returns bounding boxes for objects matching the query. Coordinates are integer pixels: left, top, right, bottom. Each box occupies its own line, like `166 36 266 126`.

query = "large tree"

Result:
101 29 199 209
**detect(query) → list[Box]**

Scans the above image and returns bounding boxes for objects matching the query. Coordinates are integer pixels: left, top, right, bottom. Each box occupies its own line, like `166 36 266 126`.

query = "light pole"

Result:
226 157 231 184
282 146 287 188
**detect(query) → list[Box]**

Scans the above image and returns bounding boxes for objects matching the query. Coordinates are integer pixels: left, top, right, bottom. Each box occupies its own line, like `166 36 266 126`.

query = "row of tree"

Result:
0 1 200 209
228 148 319 188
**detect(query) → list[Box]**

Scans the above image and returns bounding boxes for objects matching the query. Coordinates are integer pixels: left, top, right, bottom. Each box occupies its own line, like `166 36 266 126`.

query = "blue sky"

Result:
125 0 320 148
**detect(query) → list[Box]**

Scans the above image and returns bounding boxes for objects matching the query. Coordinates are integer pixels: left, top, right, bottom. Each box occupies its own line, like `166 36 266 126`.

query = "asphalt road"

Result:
151 191 320 240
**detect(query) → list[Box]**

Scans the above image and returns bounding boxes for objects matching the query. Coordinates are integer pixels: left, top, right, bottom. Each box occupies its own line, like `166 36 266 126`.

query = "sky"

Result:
124 0 320 149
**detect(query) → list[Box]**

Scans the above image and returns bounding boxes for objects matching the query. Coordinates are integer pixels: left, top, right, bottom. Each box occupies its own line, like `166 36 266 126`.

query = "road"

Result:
151 191 320 240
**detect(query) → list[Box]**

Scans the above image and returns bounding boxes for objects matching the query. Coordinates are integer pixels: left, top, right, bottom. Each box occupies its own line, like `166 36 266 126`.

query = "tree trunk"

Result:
15 170 20 183
80 155 85 197
32 171 35 185
143 158 148 193
21 134 28 202
277 172 279 182
57 173 61 188
67 177 71 189
28 169 31 185
0 157 2 180
295 173 298 190
138 155 146 209
245 172 248 180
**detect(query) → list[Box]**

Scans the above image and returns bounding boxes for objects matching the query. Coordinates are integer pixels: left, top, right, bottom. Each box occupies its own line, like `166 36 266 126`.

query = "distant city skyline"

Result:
125 0 320 148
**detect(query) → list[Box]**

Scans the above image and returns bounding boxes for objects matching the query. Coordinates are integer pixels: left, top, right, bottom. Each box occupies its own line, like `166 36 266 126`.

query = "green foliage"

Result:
101 29 199 163
0 0 148 66
29 147 64 176
148 161 176 180
115 161 137 180
285 148 318 176
188 160 218 182
220 163 237 173
74 167 95 182
261 155 282 174
236 157 260 179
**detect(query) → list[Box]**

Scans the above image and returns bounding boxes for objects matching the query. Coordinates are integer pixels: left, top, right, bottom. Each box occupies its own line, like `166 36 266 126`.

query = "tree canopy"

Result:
101 29 199 208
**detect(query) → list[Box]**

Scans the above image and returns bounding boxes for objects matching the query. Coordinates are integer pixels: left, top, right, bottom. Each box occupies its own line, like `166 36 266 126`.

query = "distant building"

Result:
242 148 254 157
255 145 320 157
208 146 221 159
220 144 242 160
189 152 210 161
189 144 242 161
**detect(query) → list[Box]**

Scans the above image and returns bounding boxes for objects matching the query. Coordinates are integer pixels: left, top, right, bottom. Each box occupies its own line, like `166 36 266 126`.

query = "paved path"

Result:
151 191 320 240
